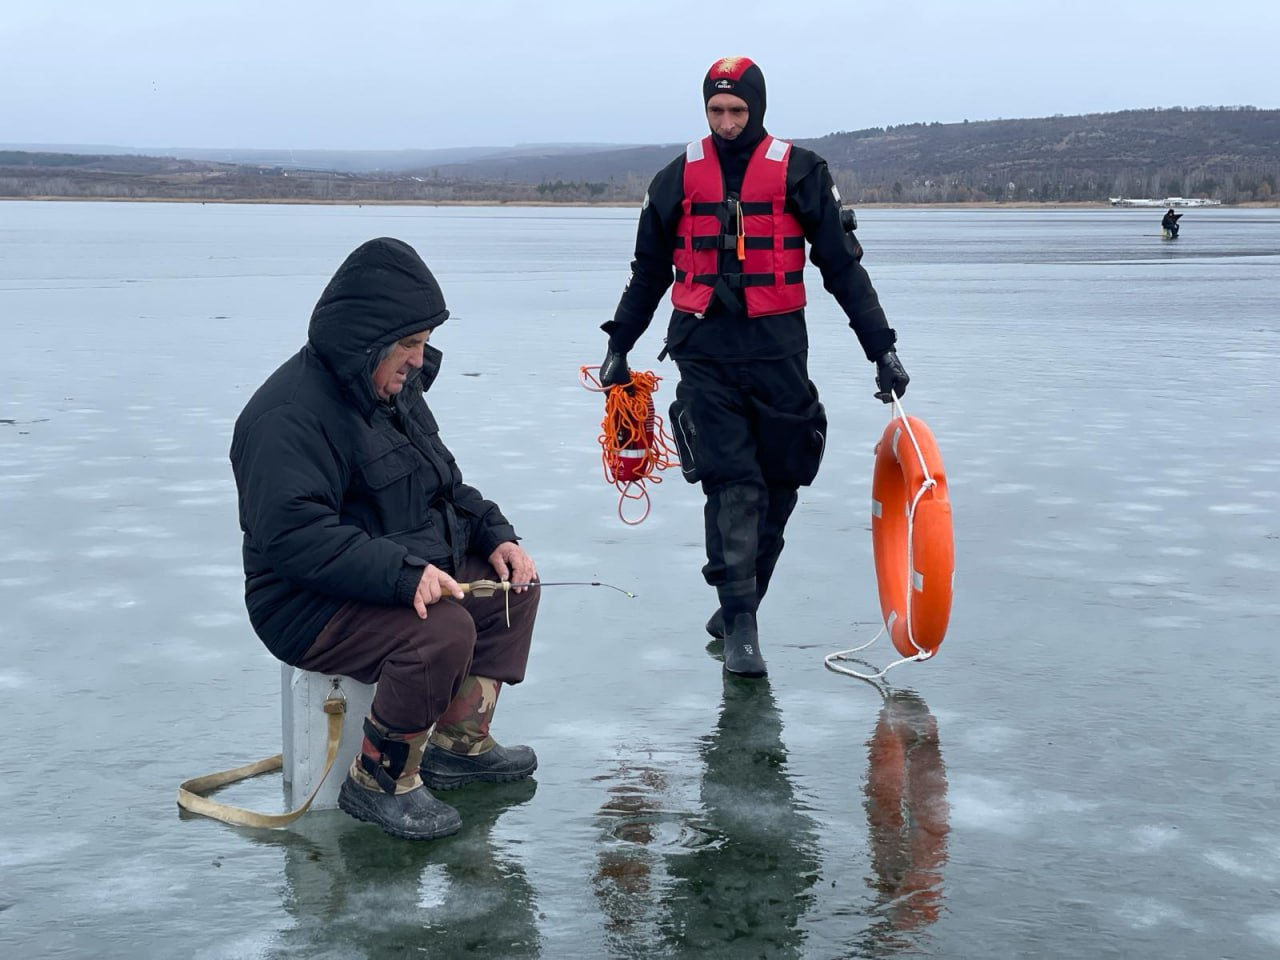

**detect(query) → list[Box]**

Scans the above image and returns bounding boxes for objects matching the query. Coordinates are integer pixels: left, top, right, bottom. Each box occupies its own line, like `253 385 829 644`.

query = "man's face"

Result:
372 330 430 400
706 93 749 140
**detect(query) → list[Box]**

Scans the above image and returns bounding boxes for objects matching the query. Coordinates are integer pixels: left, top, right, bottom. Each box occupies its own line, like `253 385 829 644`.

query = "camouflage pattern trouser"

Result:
430 675 501 755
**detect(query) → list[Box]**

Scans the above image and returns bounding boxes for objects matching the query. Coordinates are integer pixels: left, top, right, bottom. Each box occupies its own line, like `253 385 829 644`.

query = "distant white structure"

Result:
1109 196 1222 207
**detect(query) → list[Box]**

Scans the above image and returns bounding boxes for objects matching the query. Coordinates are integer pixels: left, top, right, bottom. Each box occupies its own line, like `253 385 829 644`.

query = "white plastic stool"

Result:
280 665 374 811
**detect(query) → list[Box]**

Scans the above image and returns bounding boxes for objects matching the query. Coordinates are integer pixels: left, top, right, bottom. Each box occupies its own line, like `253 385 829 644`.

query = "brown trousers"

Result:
297 555 538 733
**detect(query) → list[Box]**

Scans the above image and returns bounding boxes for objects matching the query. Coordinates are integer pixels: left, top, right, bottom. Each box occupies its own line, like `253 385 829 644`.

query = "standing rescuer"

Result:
599 56 910 678
231 237 539 840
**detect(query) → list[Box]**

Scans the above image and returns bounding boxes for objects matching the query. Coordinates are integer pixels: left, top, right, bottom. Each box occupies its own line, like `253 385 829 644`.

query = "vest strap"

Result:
689 235 804 251
676 269 804 288
688 200 772 219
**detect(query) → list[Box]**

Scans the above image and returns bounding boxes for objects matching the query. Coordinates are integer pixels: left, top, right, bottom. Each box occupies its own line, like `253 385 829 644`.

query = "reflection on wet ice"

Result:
593 676 821 958
862 688 949 951
261 779 542 957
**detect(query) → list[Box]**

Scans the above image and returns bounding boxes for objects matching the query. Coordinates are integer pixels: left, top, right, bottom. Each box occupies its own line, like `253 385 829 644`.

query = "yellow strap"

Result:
176 694 346 828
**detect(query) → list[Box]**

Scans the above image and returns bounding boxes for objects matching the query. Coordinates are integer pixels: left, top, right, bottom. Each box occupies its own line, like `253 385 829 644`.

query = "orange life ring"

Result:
871 415 954 658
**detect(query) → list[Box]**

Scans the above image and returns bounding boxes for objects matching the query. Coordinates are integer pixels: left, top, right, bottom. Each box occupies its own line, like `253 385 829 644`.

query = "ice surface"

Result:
1 202 1277 959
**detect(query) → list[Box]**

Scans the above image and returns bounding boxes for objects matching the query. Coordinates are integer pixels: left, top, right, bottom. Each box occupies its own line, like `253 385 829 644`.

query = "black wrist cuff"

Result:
861 327 897 362
394 561 424 606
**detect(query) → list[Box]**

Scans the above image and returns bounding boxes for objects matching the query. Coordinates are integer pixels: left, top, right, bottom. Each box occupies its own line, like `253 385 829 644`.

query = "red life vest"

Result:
672 135 807 317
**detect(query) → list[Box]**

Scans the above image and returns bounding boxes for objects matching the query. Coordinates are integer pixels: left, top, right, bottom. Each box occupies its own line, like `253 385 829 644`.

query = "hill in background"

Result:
2 107 1276 204
810 107 1279 203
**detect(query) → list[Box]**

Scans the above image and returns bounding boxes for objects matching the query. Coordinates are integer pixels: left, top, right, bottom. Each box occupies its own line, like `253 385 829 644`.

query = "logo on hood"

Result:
714 79 734 90
713 56 747 75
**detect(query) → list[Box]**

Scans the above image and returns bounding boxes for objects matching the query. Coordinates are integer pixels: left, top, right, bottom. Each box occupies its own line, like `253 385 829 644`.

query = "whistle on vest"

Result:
735 200 745 261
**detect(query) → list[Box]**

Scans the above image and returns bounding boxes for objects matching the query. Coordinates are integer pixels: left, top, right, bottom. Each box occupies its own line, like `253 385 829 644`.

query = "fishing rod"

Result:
459 579 636 599
457 578 635 626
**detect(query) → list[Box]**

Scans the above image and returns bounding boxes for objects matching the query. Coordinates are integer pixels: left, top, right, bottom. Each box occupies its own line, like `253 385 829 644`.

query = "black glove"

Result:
874 350 910 403
599 348 631 388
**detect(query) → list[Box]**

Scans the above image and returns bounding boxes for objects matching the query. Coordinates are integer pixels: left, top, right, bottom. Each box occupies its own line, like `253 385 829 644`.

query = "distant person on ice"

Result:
1162 207 1182 237
598 56 910 678
230 237 539 841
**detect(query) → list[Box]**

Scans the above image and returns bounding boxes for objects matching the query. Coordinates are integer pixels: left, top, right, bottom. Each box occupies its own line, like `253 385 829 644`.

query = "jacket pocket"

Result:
352 438 426 541
385 519 452 568
355 440 417 490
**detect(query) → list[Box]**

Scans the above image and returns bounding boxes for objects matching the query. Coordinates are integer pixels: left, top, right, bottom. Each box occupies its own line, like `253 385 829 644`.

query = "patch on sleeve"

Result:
832 185 841 203
642 191 650 211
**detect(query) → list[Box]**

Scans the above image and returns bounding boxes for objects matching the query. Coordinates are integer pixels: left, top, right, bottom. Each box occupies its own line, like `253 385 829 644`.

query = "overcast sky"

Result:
4 1 1276 151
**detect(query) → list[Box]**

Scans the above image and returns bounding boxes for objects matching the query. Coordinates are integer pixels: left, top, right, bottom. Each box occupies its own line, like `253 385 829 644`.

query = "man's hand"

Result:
874 350 910 403
488 541 537 593
599 348 631 388
412 564 465 619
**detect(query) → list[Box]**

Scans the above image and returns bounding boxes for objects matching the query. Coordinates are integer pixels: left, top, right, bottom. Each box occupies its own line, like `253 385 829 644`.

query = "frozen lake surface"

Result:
1 201 1278 958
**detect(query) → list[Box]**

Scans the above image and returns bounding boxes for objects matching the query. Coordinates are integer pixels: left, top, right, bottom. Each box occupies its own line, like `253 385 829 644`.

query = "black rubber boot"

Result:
337 716 462 840
421 742 538 791
706 486 797 640
722 612 767 678
337 774 462 840
706 564 770 641
706 609 727 641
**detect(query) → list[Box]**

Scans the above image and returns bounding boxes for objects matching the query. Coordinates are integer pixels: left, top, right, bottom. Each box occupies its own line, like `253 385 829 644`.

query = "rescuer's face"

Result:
706 93 749 140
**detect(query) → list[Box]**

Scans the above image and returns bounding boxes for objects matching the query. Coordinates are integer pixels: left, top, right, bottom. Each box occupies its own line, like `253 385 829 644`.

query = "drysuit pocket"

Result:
668 398 701 484
751 383 827 488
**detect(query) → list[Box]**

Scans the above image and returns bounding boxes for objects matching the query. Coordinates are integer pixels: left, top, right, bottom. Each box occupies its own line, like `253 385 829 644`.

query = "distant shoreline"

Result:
3 196 1276 209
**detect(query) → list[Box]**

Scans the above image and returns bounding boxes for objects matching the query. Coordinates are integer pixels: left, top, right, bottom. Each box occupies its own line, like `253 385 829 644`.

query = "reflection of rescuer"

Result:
230 238 539 842
591 680 821 956
663 678 820 954
599 56 910 677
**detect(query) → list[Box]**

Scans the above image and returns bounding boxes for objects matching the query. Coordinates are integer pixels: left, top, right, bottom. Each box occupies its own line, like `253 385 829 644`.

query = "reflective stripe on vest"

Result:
671 135 807 317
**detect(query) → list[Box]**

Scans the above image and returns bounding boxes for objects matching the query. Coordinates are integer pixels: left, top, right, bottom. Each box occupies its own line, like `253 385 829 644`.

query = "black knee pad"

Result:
751 383 827 487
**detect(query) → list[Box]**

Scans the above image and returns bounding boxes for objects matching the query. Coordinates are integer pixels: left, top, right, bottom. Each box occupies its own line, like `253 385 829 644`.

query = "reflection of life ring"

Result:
866 690 949 930
871 416 954 658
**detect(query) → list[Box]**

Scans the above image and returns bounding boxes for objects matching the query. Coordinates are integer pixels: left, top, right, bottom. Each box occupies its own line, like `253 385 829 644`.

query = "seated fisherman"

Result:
230 237 539 841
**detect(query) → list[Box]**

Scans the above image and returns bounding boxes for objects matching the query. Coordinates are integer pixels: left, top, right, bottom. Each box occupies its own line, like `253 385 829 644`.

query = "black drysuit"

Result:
603 132 897 622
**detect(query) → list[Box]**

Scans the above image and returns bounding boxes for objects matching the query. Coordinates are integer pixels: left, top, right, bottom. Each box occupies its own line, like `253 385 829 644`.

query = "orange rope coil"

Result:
579 366 680 524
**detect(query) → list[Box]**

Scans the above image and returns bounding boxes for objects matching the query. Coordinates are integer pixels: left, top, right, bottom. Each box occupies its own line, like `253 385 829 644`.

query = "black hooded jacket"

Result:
230 238 518 664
